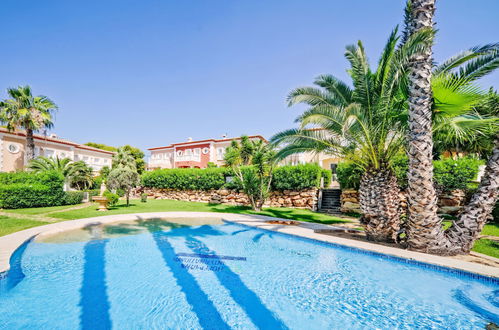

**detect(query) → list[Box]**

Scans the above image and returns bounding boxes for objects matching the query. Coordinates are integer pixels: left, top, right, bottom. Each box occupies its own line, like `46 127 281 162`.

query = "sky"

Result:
0 0 498 155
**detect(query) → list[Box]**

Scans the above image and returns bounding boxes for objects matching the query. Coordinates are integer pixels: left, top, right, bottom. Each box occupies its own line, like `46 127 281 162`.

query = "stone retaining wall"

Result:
132 188 319 209
340 189 466 216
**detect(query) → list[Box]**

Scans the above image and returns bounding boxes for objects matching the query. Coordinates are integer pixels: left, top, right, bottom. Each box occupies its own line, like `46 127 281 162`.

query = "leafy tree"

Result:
28 156 93 190
99 166 111 179
0 86 57 162
225 136 276 211
107 148 139 206
86 142 145 174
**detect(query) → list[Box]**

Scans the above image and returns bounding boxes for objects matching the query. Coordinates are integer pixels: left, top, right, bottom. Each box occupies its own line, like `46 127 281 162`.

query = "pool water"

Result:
0 217 498 329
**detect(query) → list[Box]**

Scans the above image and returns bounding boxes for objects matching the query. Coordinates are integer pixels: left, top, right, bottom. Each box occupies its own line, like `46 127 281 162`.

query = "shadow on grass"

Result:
205 204 350 225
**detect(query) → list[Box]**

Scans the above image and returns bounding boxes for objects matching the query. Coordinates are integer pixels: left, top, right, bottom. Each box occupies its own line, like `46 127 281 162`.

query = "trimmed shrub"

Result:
142 168 227 190
142 165 330 191
103 190 119 206
0 171 66 209
336 162 363 190
336 156 483 192
272 164 331 190
433 157 484 191
64 191 84 205
140 193 148 203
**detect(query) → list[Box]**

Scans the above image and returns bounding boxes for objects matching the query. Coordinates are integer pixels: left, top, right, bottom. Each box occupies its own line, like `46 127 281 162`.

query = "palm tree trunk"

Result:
445 136 499 254
25 128 36 163
359 167 401 242
404 0 448 253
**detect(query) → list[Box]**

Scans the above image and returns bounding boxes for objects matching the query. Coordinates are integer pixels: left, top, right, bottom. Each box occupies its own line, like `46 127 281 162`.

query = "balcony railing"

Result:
175 154 201 162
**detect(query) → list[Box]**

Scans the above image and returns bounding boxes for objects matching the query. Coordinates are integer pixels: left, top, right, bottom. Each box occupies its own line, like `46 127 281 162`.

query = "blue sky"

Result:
0 0 497 153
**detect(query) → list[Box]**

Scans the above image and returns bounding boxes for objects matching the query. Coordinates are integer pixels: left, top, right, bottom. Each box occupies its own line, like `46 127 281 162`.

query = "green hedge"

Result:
336 162 363 190
0 171 66 209
272 164 331 190
336 156 484 192
142 168 227 190
142 164 331 191
64 191 85 205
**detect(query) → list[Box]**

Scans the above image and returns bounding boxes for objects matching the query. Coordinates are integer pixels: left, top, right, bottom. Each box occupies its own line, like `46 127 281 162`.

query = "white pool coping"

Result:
0 212 498 279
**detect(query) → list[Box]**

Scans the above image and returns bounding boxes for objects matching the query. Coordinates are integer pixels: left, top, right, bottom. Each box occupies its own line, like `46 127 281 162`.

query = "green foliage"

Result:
433 157 484 191
107 148 140 206
336 156 483 192
142 168 227 190
86 143 146 174
0 171 66 208
272 164 331 190
84 142 117 152
103 190 119 206
64 191 84 205
28 156 94 190
99 166 111 179
336 162 363 190
92 176 104 189
207 162 218 168
140 193 148 203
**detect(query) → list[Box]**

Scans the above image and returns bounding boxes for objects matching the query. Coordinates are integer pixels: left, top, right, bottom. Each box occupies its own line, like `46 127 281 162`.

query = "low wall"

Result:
132 188 319 209
340 189 466 216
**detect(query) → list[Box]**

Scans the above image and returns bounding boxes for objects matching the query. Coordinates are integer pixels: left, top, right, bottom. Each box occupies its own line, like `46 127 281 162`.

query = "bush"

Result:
336 162 363 190
103 190 119 206
272 164 331 190
0 171 66 209
140 193 148 203
91 176 104 189
433 157 484 191
64 191 84 205
142 168 227 190
336 156 483 192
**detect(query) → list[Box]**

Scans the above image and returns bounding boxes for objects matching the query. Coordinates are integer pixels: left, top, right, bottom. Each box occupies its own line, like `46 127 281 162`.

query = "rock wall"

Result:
340 189 466 216
132 188 319 209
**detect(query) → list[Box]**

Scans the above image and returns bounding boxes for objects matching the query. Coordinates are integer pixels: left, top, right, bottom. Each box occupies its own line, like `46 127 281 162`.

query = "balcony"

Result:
175 154 201 162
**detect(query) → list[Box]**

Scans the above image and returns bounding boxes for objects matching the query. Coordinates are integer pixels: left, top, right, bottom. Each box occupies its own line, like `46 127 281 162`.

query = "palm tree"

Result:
225 136 276 211
404 0 499 254
28 156 94 190
272 27 434 242
0 86 57 162
107 148 139 206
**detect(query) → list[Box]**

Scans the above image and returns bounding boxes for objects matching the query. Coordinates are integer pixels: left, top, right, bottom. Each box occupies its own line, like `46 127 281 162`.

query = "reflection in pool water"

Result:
0 216 498 329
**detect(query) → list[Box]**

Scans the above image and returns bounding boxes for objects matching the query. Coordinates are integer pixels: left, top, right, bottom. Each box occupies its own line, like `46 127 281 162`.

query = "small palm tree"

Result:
107 148 139 206
28 156 94 190
225 136 276 211
0 86 57 162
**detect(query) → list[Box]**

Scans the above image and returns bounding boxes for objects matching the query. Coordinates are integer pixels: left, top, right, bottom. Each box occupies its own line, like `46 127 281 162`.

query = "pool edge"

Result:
0 212 497 281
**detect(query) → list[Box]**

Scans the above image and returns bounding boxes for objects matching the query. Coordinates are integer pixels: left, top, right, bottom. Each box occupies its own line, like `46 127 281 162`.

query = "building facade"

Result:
148 136 267 170
0 128 114 173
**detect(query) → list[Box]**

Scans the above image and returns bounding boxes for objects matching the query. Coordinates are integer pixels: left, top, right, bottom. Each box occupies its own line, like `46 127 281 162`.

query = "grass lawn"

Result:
0 199 351 237
0 215 49 237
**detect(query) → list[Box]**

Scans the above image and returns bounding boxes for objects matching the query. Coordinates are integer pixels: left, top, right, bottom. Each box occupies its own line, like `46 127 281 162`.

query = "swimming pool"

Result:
0 217 498 329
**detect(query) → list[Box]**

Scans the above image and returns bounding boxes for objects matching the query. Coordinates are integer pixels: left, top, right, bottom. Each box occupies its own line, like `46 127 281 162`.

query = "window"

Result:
83 156 89 161
94 158 100 163
185 149 192 156
59 152 66 158
7 143 20 154
45 149 55 158
194 148 200 155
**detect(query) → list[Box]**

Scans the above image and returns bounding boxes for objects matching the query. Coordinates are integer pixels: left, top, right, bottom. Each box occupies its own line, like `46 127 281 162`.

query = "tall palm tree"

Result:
404 0 499 254
28 156 94 190
0 86 57 162
272 27 434 242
